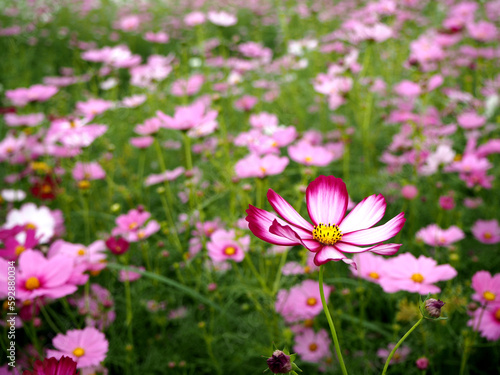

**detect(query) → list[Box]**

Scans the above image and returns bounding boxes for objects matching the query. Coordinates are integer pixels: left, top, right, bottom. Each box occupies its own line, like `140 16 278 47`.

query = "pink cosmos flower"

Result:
207 229 250 263
401 185 418 200
234 95 258 111
72 162 106 181
207 11 237 27
1 226 38 261
46 327 109 368
457 111 486 129
394 80 421 97
130 136 154 149
378 253 457 294
276 279 330 323
468 303 500 341
467 21 498 42
171 74 204 96
471 271 500 304
144 167 185 187
288 140 337 167
121 94 146 108
48 239 107 275
184 11 206 26
377 343 411 364
112 208 160 242
6 84 58 107
471 220 500 244
76 99 113 120
246 175 405 267
293 329 331 363
144 31 169 44
156 101 218 135
23 356 78 375
234 153 289 179
415 224 465 247
16 250 78 301
119 267 145 282
350 252 388 285
4 113 44 127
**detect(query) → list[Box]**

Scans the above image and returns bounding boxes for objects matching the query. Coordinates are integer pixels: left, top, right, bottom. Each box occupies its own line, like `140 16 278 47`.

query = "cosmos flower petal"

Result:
341 212 406 245
368 243 402 255
339 194 386 233
269 220 320 251
306 175 348 226
267 189 314 232
313 245 346 266
246 205 301 246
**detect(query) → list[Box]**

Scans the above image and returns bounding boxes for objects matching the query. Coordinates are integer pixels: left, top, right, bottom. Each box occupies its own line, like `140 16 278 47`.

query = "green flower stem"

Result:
182 132 193 171
382 317 424 375
319 265 348 375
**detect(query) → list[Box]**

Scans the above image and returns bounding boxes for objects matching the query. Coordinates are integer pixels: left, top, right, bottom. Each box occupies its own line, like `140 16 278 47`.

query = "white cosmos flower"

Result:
4 203 56 243
1 189 26 202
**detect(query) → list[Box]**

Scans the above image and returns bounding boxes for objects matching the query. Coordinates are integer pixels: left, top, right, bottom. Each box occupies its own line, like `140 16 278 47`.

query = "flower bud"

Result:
425 298 445 318
267 350 292 374
416 357 429 370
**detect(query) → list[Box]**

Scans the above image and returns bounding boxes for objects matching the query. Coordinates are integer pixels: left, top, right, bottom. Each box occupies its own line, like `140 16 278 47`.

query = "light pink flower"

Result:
6 84 58 107
246 175 405 267
46 327 109 368
377 343 410 364
234 95 258 111
350 252 388 285
207 229 250 263
471 271 500 304
4 113 44 127
288 140 337 166
207 11 237 27
121 94 146 108
48 239 107 275
415 224 465 247
276 279 330 322
293 329 331 363
4 203 56 244
130 136 154 149
467 303 500 341
144 31 169 43
156 100 217 134
394 80 421 97
378 253 457 294
457 111 486 129
76 99 113 120
401 185 418 200
471 220 500 244
467 21 498 42
171 74 204 96
235 153 289 179
119 267 145 282
184 11 206 26
144 167 185 187
16 250 78 301
112 209 160 242
72 162 106 181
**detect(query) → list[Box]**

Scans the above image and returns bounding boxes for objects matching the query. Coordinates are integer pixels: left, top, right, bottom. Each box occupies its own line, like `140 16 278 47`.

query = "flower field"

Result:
1 0 500 374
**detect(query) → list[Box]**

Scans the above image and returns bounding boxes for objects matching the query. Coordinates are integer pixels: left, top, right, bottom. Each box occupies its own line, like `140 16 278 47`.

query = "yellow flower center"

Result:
77 248 86 256
484 291 496 301
41 184 52 194
25 223 37 230
306 297 317 306
137 231 145 239
78 180 91 190
312 223 343 245
15 245 26 256
305 156 313 163
309 343 318 352
369 272 380 280
129 222 138 230
304 319 314 328
411 273 424 283
259 167 267 174
304 266 311 273
483 232 492 240
495 308 500 322
72 347 85 357
25 277 40 290
224 246 236 256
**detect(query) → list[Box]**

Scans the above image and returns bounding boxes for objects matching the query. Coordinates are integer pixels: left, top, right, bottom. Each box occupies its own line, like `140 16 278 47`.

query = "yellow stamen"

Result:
411 273 424 283
72 347 85 357
369 272 380 280
312 223 343 245
137 231 145 239
304 319 314 328
306 297 317 306
78 180 91 190
305 156 313 163
25 223 36 230
309 343 318 352
224 246 236 256
128 222 138 230
484 291 496 301
483 232 492 240
495 308 500 322
304 266 311 273
25 277 40 290
15 245 26 256
77 248 86 256
41 184 52 194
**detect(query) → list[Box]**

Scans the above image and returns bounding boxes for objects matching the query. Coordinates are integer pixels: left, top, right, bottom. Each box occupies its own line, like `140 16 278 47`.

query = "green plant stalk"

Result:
382 317 424 375
319 265 349 375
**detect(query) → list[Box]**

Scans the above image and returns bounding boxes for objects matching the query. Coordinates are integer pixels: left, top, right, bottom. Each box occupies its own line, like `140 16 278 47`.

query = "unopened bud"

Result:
267 350 292 374
416 357 429 370
425 298 445 318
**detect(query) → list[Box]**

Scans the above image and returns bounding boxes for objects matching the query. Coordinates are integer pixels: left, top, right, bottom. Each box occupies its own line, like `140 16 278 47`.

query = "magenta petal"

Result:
246 205 301 246
313 245 346 266
368 243 402 255
267 189 314 232
269 220 320 251
306 175 348 226
341 212 406 246
339 194 386 233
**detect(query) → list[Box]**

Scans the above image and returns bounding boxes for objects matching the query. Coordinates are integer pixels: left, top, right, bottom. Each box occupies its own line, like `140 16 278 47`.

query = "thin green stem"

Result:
319 266 348 375
382 317 424 375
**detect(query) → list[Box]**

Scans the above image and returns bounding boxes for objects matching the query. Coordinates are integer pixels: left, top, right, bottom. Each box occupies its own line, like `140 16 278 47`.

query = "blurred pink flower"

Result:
288 140 337 166
72 162 106 181
144 31 169 43
184 11 206 26
144 167 185 187
234 95 258 111
130 136 154 149
119 267 145 282
112 209 160 242
415 224 465 247
471 220 500 244
207 229 250 263
350 252 388 285
468 303 500 341
467 21 498 42
457 111 486 129
379 253 457 294
471 271 500 304
207 11 237 27
293 329 331 363
401 185 418 200
377 343 410 364
171 74 204 96
246 175 405 267
157 100 217 134
234 153 289 178
76 99 113 120
4 113 44 127
6 84 58 107
46 327 108 368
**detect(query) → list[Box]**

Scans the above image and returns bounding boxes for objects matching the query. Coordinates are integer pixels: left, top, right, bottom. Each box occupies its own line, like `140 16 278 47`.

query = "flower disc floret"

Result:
312 223 342 245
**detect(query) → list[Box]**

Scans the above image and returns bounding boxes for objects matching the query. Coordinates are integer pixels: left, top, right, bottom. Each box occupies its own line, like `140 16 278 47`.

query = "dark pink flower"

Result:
471 271 500 304
471 220 500 244
22 356 78 375
246 175 405 267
